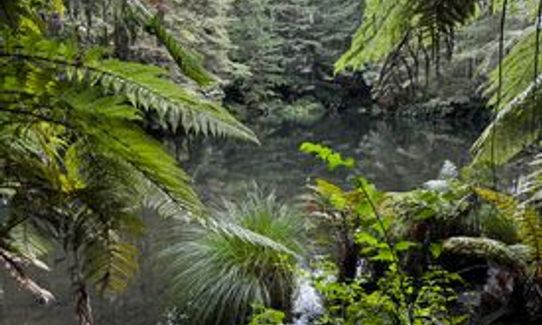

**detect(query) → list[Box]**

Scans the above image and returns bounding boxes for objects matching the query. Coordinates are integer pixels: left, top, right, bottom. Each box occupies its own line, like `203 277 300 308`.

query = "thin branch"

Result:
0 247 55 304
491 0 508 188
533 0 542 130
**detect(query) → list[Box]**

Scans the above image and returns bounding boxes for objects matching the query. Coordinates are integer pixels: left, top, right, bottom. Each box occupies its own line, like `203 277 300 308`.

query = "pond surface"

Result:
188 115 480 200
0 114 480 325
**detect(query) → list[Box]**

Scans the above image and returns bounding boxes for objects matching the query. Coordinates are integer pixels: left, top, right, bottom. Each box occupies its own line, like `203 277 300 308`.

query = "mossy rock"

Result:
278 99 326 125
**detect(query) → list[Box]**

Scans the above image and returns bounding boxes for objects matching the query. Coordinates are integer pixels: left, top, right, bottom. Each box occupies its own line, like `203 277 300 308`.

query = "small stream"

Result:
0 114 480 325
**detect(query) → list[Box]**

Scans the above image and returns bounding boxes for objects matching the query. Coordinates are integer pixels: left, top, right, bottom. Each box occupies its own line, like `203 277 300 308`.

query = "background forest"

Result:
1 1 542 325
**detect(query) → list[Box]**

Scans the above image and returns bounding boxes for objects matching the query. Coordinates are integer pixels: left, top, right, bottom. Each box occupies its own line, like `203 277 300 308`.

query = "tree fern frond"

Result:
83 241 139 295
520 154 542 207
86 60 258 142
335 0 408 72
473 187 518 216
470 26 542 167
62 89 204 217
127 0 214 86
335 0 479 100
474 187 542 273
484 28 540 111
471 76 541 166
0 37 258 142
335 0 480 73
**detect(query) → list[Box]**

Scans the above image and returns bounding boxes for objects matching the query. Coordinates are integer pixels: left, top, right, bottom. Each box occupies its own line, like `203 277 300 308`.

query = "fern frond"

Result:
83 241 139 295
62 89 204 217
473 187 517 216
484 28 540 111
335 0 479 73
471 76 541 166
86 60 258 142
474 187 542 274
471 27 542 166
0 37 258 142
127 0 214 86
521 154 542 207
335 0 409 72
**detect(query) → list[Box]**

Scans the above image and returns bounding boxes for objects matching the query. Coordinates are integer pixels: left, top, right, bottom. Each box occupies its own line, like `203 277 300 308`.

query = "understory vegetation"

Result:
2 1 542 325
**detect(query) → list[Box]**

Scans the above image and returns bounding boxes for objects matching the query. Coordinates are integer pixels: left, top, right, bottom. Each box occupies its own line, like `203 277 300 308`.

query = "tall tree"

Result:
227 0 365 112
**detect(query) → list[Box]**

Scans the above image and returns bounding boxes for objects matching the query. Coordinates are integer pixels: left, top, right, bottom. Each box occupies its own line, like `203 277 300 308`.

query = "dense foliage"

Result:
0 0 255 323
2 0 542 325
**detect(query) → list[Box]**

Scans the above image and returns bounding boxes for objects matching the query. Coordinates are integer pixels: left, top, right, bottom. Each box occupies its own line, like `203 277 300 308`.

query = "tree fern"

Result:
0 3 257 324
0 39 258 142
1 123 150 310
474 187 542 276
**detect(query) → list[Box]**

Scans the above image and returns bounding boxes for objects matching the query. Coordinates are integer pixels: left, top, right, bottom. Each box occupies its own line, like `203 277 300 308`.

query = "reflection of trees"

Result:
186 118 478 198
355 120 475 190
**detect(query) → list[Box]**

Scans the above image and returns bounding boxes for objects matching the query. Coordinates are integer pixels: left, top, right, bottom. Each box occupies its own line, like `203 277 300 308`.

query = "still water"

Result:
0 115 479 325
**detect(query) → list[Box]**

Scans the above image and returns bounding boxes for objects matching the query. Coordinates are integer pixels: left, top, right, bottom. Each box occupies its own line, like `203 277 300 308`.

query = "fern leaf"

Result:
471 81 541 166
84 60 258 142
474 187 542 273
84 241 139 295
484 28 540 111
127 0 214 86
62 89 204 217
473 187 517 216
471 28 542 166
0 37 258 143
335 0 480 73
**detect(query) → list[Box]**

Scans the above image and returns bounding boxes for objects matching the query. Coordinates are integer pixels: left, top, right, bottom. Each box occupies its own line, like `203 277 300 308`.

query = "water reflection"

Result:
188 115 479 201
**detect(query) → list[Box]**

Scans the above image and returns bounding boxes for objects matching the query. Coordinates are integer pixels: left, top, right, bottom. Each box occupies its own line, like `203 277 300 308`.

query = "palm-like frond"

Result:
484 28 540 111
521 154 542 207
471 27 542 166
63 89 203 216
83 241 139 295
161 189 307 325
127 0 214 86
0 38 258 142
474 187 542 275
0 2 256 322
471 76 541 166
0 123 145 294
335 0 410 72
336 0 479 72
335 0 480 101
88 60 257 141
